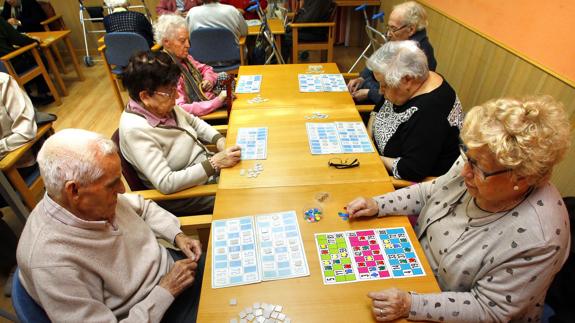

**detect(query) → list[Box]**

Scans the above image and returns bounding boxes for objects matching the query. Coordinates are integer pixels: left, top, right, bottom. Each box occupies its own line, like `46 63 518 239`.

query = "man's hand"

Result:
368 288 412 321
352 89 369 102
159 258 198 297
174 233 202 261
212 145 241 169
347 77 364 93
7 18 20 26
201 80 213 92
346 197 379 219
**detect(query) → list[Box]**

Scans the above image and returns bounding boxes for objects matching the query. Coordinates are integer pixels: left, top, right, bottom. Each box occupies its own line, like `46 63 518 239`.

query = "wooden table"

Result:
247 18 285 54
197 183 440 322
233 64 355 109
28 30 84 97
220 105 390 189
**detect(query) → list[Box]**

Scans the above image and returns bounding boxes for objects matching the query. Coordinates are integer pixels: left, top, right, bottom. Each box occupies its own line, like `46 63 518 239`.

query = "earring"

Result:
513 185 519 191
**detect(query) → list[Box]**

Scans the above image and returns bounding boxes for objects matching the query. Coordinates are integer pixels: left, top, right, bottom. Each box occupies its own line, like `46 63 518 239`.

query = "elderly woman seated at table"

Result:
154 14 228 117
367 40 462 182
346 95 571 322
119 51 241 215
103 0 154 48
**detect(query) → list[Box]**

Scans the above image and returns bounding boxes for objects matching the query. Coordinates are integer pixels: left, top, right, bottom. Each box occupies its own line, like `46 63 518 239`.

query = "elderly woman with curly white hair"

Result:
153 14 228 117
346 95 571 322
367 40 463 182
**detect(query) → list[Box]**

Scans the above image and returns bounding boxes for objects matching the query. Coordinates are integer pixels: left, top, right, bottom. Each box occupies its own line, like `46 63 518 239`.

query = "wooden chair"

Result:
289 4 337 64
112 130 218 248
39 1 67 73
0 123 55 211
0 43 61 106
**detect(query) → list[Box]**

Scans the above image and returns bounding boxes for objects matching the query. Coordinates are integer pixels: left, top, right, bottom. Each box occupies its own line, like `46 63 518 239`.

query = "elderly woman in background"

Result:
119 51 241 215
347 96 571 322
367 40 462 181
154 14 228 117
347 1 436 104
103 0 154 48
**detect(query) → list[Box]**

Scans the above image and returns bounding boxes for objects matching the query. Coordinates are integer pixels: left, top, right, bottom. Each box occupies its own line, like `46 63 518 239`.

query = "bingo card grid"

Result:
336 122 374 153
255 211 310 281
236 127 268 160
306 123 341 155
211 216 261 288
314 227 426 285
235 75 262 94
298 74 347 92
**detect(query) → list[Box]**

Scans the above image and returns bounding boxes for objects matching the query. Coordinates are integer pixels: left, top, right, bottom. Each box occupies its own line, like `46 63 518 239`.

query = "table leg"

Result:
275 34 282 59
64 36 85 81
42 46 68 96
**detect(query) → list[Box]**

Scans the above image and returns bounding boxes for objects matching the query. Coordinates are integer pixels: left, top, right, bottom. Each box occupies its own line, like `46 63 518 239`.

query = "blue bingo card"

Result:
306 122 373 154
298 74 347 92
212 216 260 288
236 127 268 160
336 122 374 153
376 227 425 278
255 211 310 281
235 75 262 93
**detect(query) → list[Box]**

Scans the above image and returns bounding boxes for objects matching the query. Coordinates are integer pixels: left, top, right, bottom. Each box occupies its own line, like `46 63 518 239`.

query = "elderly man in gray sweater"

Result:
16 129 204 322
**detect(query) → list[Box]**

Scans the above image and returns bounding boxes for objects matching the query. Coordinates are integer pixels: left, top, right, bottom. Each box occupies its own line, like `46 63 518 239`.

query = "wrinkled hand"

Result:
201 80 213 92
352 89 369 102
216 136 226 152
159 258 198 297
347 77 364 93
368 288 411 322
212 145 241 169
174 233 202 261
7 18 19 26
346 197 379 219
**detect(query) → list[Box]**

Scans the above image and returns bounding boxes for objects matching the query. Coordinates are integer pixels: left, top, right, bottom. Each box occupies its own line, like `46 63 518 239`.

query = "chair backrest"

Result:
104 32 150 69
12 268 50 323
188 28 240 67
111 129 149 191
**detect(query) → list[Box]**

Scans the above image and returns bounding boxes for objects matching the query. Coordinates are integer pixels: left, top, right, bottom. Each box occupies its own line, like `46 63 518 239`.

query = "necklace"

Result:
466 186 534 220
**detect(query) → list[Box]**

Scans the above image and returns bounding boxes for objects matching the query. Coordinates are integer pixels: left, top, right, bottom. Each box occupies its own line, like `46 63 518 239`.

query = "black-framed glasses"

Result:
328 158 359 169
386 24 408 35
459 144 511 181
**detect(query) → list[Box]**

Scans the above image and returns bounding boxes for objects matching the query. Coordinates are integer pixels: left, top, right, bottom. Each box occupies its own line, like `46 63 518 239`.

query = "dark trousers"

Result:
161 249 206 323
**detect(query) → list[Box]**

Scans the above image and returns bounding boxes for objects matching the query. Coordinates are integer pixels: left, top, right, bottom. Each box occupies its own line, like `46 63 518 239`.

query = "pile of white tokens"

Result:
239 163 264 178
304 112 329 120
307 64 324 73
230 302 290 323
247 95 270 104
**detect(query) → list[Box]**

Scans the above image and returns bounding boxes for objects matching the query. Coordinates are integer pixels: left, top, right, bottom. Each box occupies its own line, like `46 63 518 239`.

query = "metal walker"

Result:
247 0 285 65
347 4 386 73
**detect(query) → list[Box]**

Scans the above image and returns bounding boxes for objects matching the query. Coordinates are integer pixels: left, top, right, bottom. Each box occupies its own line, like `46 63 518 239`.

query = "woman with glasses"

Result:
154 14 229 117
347 1 436 104
367 40 462 181
346 96 571 322
119 51 241 215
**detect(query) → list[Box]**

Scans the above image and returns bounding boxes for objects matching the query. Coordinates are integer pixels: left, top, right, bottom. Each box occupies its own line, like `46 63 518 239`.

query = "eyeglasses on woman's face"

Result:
154 86 178 101
459 144 512 181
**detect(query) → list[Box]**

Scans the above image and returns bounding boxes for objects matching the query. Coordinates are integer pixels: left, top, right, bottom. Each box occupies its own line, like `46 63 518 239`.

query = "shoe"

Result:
30 94 55 106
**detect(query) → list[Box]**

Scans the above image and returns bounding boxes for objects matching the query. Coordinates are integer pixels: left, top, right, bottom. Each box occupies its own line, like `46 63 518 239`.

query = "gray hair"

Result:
37 129 117 200
393 1 428 31
104 0 129 9
154 14 187 46
366 40 429 88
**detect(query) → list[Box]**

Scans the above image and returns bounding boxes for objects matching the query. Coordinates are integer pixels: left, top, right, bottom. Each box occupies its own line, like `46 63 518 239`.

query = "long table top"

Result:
197 182 440 322
233 64 355 110
219 105 390 189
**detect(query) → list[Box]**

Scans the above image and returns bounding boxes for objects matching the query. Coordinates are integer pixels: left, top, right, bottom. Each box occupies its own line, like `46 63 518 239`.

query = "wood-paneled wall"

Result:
380 0 575 196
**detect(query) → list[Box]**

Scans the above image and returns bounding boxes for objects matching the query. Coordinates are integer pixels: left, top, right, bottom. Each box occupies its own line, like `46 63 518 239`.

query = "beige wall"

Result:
380 0 575 196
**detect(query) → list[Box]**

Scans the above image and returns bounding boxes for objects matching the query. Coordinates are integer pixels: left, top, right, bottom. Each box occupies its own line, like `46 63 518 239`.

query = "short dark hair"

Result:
122 51 181 101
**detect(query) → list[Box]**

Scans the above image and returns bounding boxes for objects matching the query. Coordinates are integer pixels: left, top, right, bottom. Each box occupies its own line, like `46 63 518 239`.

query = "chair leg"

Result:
100 49 124 110
51 45 66 75
32 48 61 106
292 27 299 64
4 168 37 210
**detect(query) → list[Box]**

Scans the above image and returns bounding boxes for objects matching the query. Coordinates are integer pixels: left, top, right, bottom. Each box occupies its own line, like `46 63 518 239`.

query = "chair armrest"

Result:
40 14 62 26
212 124 228 136
286 12 295 21
151 44 162 52
130 184 218 201
97 44 106 52
356 105 374 114
392 176 436 189
289 22 336 29
179 214 212 230
200 109 228 121
341 72 359 80
239 36 246 46
98 36 105 45
0 123 53 170
0 43 37 61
